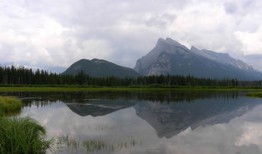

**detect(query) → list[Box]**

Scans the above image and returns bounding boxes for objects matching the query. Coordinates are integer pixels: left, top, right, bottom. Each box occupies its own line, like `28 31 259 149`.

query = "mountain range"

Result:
63 38 262 80
134 38 262 80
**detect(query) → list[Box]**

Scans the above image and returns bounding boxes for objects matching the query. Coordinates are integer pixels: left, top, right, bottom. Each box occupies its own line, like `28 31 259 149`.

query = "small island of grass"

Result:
0 96 22 116
246 92 262 98
0 96 50 153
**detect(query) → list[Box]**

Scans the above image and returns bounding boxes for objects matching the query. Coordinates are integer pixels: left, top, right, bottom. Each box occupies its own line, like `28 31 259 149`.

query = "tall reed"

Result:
0 96 50 153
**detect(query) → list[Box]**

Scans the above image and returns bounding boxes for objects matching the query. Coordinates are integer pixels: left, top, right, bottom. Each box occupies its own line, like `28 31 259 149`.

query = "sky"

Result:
0 0 262 72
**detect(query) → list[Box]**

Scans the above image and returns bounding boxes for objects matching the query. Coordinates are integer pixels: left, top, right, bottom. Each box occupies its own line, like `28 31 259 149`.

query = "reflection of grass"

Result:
246 92 262 98
56 136 80 150
0 117 50 154
83 140 106 152
53 136 139 153
0 96 22 115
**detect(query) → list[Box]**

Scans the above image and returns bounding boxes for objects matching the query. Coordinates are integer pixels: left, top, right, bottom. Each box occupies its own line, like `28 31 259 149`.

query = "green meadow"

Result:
0 85 260 92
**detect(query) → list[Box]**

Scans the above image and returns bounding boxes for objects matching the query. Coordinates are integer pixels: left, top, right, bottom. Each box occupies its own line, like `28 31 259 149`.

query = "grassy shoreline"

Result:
0 86 261 92
0 87 260 153
0 96 22 115
246 92 262 98
0 96 50 153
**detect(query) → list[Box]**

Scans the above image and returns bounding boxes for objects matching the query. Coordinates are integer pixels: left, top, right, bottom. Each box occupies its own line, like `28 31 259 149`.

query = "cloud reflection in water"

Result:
18 93 262 154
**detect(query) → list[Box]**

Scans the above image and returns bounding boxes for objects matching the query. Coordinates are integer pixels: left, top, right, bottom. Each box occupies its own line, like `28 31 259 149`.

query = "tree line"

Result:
0 66 261 87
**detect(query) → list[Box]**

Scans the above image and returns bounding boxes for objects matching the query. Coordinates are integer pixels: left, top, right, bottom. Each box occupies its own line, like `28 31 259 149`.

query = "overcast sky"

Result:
0 0 262 72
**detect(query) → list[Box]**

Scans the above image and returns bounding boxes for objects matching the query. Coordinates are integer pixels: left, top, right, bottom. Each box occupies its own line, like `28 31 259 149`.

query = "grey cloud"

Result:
145 13 177 28
224 0 260 16
0 0 262 72
243 54 262 72
242 0 255 9
224 2 238 14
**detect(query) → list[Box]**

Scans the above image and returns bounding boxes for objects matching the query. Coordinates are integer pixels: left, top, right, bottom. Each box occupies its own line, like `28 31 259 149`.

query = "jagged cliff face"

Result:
134 38 262 80
134 38 189 75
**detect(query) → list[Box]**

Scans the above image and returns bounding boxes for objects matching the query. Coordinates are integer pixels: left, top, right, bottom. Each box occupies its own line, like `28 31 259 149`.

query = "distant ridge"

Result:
134 38 262 80
62 58 140 78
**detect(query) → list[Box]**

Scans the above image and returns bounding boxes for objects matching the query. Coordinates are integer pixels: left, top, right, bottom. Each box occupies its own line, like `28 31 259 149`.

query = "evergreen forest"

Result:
0 66 261 87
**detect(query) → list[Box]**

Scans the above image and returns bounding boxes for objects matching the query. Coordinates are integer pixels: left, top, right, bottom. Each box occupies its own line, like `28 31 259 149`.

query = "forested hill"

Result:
0 66 261 87
62 59 139 78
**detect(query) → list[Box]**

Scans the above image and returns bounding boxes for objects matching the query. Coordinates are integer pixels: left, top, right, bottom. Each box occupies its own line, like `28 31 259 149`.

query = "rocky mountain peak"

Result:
134 37 262 80
166 37 183 46
156 38 187 49
190 46 199 51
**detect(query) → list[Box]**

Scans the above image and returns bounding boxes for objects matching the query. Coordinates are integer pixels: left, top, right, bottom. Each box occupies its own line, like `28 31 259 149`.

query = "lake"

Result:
4 90 262 154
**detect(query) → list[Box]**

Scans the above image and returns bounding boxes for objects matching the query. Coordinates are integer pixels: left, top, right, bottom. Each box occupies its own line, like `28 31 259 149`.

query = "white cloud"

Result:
235 29 262 55
80 39 113 60
236 122 262 147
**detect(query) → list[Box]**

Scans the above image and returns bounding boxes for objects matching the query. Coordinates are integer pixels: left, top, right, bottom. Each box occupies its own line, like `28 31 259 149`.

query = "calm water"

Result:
4 91 262 154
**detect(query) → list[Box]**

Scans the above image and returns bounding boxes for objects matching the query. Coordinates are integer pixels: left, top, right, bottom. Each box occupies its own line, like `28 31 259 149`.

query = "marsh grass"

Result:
82 140 107 152
0 117 50 154
0 96 50 154
0 96 22 115
0 108 3 117
246 92 262 98
53 136 139 153
0 86 258 93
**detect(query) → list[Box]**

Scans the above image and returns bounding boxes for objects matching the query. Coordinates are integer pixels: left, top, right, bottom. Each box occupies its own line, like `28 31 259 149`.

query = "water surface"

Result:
4 91 262 154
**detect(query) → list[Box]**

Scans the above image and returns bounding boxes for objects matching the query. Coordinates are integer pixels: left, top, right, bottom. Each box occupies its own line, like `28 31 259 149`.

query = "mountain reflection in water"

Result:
134 97 258 138
7 91 260 140
64 94 258 139
66 99 135 116
7 91 262 154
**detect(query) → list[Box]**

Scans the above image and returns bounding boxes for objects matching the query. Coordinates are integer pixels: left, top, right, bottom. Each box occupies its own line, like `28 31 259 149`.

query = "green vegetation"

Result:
0 65 261 88
83 140 107 152
0 96 50 154
246 92 262 98
0 96 22 115
53 136 139 153
0 117 50 154
0 86 260 93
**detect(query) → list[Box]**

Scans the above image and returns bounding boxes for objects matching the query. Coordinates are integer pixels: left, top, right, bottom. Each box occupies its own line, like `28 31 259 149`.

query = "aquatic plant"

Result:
0 117 50 154
247 92 262 98
0 96 22 115
52 135 139 153
82 140 107 152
